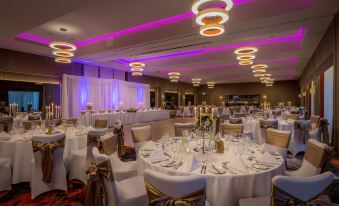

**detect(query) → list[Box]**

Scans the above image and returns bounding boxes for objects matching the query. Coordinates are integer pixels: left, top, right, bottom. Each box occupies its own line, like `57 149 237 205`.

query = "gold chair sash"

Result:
32 136 65 183
319 119 330 145
101 135 117 156
271 185 332 206
304 141 326 168
266 130 291 148
87 135 104 152
114 125 125 157
85 160 114 206
294 122 310 143
145 181 206 206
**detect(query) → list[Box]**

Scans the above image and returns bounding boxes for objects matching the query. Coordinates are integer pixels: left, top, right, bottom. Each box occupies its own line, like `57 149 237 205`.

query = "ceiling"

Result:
0 0 338 84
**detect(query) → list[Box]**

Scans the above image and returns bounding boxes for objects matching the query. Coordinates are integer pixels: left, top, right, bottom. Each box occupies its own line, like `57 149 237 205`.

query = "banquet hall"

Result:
1 0 339 205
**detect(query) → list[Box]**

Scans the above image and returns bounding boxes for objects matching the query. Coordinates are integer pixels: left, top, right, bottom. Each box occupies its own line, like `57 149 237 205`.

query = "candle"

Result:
51 103 54 118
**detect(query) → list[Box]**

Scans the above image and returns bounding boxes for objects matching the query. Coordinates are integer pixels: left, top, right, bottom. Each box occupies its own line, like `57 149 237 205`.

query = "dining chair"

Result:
310 115 321 129
174 123 195 137
285 139 329 177
222 123 243 136
239 172 334 206
285 113 298 120
85 147 148 206
31 133 67 199
263 128 291 159
144 169 210 206
0 116 13 133
22 120 41 130
288 120 310 156
259 119 278 144
69 128 108 184
229 117 243 124
94 119 108 128
101 133 137 181
131 126 151 157
0 158 11 191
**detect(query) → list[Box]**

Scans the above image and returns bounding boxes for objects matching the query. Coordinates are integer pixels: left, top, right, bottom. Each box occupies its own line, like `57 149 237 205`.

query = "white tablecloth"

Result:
138 141 285 206
80 110 170 127
0 127 87 184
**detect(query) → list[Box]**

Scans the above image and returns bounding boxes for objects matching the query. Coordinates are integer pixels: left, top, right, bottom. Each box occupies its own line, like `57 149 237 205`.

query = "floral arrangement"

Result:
126 108 138 113
86 103 93 110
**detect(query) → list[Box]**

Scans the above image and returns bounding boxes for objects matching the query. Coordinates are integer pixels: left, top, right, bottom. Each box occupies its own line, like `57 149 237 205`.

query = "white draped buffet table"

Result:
138 140 285 206
80 110 170 127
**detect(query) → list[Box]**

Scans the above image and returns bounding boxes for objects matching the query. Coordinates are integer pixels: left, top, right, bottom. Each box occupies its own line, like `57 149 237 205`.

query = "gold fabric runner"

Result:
146 181 206 206
32 136 65 183
85 160 114 206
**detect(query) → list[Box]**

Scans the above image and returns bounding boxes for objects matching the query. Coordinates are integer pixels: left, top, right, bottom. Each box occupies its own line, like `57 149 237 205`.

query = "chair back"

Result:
174 123 195 137
310 115 320 129
265 128 291 158
0 116 13 132
293 120 310 144
95 119 108 128
272 172 333 204
131 126 151 156
259 119 278 129
304 139 328 170
285 113 298 120
233 113 246 118
23 120 41 130
87 128 108 156
229 117 243 124
89 147 118 206
100 133 117 156
144 169 206 204
222 123 243 136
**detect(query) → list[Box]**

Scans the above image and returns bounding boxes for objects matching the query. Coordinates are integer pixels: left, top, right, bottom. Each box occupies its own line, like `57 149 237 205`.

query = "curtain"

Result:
8 91 40 111
62 74 150 118
324 66 334 140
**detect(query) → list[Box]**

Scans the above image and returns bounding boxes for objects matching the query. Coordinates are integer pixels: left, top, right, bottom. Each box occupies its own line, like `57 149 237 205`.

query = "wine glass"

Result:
209 140 217 162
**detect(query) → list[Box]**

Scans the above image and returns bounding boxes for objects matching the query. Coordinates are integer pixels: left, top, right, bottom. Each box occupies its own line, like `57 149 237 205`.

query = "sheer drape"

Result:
62 74 150 118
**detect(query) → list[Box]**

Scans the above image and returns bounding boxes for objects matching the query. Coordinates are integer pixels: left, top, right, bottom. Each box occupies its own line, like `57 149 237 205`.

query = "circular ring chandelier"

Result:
168 72 180 82
49 41 77 51
52 50 74 57
239 60 253 65
192 0 234 14
254 74 265 77
130 62 145 76
55 57 72 63
170 79 179 83
234 47 258 55
131 67 144 72
251 64 268 69
131 72 143 76
252 69 266 73
236 54 255 61
260 77 271 80
129 62 146 67
207 81 215 88
196 8 229 25
200 23 225 37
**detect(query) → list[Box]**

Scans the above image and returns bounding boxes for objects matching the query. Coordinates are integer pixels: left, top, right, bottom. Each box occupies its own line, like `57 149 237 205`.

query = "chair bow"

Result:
87 135 103 152
114 125 125 157
319 119 330 145
294 121 310 143
32 136 65 183
146 181 206 206
85 161 114 206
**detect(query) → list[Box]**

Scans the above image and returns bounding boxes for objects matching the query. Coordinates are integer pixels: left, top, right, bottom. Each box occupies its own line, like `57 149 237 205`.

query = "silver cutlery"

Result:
151 159 169 164
173 161 183 170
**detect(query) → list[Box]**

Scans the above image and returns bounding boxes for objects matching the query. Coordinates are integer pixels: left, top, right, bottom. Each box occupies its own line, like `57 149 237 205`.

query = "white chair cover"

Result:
144 169 209 206
92 147 148 206
31 133 67 199
263 128 291 159
288 120 310 156
69 128 107 184
0 158 11 191
131 126 151 157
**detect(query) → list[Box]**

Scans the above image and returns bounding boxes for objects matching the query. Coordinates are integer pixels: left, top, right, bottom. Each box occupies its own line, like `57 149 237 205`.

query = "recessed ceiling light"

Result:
234 47 258 55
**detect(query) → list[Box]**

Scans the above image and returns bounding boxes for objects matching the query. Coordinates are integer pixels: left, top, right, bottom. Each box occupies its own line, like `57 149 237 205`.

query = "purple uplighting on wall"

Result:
120 28 305 63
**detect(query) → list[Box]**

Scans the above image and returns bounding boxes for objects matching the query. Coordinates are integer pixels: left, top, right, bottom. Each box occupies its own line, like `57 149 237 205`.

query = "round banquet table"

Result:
0 127 88 184
138 140 285 206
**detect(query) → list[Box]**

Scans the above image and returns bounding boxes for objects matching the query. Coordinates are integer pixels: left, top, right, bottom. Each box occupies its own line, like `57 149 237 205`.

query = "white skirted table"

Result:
138 140 285 206
0 127 89 184
80 110 170 127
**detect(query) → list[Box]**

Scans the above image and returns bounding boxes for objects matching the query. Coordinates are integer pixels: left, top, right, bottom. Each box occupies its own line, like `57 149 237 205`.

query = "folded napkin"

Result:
0 131 12 141
148 150 167 162
256 152 276 164
177 154 201 173
228 159 247 174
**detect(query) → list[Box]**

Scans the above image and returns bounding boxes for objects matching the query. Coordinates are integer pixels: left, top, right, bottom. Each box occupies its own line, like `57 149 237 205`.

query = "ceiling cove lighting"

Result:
130 62 145 76
192 0 233 37
168 72 181 83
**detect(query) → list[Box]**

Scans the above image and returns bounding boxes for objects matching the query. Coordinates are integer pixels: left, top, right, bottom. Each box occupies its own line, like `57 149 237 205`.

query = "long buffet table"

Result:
80 110 170 127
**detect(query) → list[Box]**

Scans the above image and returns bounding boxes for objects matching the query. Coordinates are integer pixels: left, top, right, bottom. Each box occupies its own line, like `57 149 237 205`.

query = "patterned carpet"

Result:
1 149 338 205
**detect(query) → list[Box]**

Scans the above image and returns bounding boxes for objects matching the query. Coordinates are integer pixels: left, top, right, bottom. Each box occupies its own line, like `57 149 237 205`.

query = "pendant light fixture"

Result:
192 0 233 37
129 62 145 76
168 72 181 83
49 41 77 63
